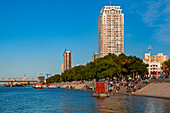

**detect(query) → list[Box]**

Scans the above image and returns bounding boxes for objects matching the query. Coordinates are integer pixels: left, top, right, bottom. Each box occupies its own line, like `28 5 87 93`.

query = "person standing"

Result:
145 78 148 84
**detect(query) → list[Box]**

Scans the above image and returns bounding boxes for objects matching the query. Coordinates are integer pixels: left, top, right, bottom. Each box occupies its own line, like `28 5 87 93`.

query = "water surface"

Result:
0 87 169 113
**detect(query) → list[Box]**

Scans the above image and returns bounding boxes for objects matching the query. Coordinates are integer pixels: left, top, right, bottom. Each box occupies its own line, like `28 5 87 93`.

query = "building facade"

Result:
63 50 72 72
61 64 64 74
92 53 98 61
38 76 45 83
144 53 168 67
98 6 124 58
143 53 168 76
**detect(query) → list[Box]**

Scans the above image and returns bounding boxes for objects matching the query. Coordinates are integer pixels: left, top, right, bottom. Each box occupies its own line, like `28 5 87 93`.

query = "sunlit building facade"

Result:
144 53 168 66
63 50 72 72
61 64 64 74
143 53 168 75
98 6 124 57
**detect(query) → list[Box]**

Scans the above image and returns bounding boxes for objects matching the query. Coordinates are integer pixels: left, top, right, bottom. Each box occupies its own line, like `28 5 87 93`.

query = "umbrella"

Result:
126 75 131 77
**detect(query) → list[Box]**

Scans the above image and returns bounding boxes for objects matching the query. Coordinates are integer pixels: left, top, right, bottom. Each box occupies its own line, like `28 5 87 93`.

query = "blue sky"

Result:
0 0 169 78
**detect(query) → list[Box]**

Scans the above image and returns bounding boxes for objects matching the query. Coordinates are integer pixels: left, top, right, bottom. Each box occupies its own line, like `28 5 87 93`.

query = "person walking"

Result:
145 78 148 84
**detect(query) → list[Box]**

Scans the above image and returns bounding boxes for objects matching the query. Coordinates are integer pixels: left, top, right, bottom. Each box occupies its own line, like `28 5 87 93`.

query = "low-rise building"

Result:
38 76 45 83
143 53 168 76
92 53 98 61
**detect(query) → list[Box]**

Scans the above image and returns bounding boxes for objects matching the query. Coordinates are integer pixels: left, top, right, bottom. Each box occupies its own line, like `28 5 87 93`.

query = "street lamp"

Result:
147 45 153 77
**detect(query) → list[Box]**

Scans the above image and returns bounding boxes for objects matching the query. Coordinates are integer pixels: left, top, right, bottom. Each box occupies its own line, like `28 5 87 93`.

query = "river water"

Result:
0 86 170 113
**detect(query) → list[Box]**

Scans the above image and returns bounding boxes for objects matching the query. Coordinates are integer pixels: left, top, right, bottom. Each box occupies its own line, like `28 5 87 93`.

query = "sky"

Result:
0 0 170 78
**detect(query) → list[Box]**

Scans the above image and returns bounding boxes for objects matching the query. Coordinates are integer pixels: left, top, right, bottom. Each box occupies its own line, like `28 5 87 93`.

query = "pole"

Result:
147 45 152 78
149 50 151 77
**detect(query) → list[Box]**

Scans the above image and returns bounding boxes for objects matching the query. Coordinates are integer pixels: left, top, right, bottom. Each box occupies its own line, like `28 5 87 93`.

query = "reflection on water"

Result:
95 95 127 112
0 87 170 113
95 94 170 113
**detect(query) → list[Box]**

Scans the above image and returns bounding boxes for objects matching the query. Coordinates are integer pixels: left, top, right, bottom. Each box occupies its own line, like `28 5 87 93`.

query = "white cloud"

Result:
131 0 170 43
125 33 132 39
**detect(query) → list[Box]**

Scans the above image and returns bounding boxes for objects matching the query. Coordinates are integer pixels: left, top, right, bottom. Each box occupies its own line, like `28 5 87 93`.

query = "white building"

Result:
144 61 161 76
143 53 168 76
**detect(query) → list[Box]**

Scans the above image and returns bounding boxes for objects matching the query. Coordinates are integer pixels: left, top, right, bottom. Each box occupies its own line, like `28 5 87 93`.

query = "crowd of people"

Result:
106 75 149 94
71 74 164 92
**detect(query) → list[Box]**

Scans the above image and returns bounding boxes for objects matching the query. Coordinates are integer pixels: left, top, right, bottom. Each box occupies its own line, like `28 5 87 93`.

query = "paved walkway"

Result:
133 78 170 99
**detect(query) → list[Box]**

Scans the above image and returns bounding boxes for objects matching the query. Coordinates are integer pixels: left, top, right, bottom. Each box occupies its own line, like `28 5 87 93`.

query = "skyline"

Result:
0 0 170 78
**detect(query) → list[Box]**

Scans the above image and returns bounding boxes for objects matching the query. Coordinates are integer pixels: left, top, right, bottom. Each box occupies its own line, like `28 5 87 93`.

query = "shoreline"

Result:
132 79 170 99
2 79 170 100
132 94 170 100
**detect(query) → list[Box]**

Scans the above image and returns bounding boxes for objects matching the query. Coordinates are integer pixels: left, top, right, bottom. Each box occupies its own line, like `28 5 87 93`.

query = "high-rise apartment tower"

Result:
98 6 124 57
63 50 72 72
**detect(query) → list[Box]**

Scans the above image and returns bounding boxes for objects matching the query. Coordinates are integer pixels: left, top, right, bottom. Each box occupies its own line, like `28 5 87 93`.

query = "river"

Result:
0 86 170 113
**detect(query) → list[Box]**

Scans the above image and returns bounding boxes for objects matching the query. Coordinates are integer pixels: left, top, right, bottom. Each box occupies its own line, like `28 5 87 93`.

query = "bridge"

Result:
0 80 37 83
0 76 38 86
0 80 38 86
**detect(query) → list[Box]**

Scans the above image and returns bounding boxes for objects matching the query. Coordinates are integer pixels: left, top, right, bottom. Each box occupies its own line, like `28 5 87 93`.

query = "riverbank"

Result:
133 79 170 99
49 81 95 90
58 78 170 100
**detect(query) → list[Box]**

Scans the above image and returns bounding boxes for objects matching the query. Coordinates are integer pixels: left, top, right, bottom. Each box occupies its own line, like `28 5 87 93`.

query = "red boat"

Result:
34 84 42 89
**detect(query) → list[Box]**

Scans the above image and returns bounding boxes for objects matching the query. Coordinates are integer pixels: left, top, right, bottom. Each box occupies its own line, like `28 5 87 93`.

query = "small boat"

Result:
48 85 58 88
92 93 110 97
92 82 110 97
34 84 42 89
47 84 61 89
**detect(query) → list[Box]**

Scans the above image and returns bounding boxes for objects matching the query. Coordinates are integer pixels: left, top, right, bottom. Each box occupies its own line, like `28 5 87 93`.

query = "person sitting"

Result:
130 83 133 89
138 85 141 89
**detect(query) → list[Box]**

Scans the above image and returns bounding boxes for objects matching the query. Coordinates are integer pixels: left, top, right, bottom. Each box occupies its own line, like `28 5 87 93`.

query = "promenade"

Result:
51 81 94 90
49 77 170 99
133 78 170 99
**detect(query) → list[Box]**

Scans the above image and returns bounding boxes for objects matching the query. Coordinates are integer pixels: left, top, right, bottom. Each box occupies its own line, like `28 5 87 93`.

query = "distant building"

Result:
38 76 45 83
8 77 14 81
143 53 168 76
63 49 72 72
144 53 168 66
22 77 28 81
92 53 98 61
98 6 124 57
61 64 64 74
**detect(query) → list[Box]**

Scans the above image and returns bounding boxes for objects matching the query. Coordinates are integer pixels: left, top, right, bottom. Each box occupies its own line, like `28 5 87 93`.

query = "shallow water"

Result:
0 87 169 113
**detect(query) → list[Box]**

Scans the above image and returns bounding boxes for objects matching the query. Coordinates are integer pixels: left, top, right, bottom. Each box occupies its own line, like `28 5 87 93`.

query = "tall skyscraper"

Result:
98 6 124 57
63 50 72 72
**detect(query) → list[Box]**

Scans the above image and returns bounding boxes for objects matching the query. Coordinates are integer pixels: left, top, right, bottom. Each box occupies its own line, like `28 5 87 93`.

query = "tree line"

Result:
162 59 170 71
46 53 149 83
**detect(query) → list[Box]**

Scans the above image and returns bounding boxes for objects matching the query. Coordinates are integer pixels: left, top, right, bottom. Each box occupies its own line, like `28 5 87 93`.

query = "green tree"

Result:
48 53 148 83
162 59 170 71
46 74 61 83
